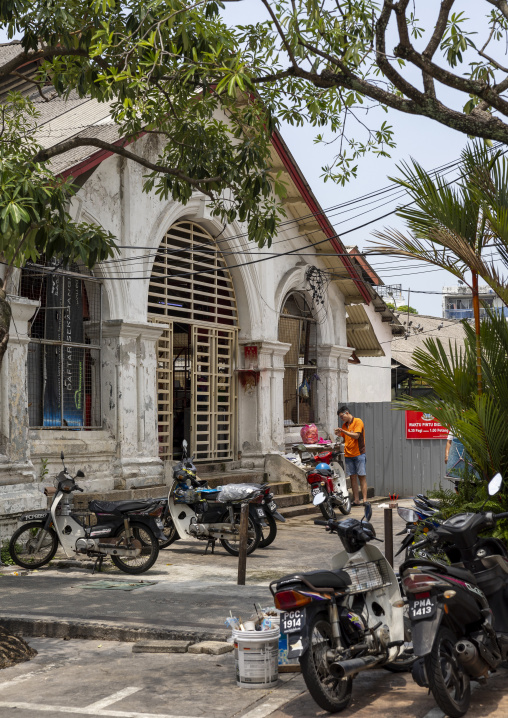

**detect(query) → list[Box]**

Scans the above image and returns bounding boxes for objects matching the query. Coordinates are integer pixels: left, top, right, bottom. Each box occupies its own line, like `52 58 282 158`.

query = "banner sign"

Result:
405 411 448 440
43 273 84 427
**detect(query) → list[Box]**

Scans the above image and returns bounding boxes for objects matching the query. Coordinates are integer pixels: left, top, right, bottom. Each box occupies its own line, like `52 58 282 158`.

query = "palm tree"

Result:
372 142 508 394
396 309 508 484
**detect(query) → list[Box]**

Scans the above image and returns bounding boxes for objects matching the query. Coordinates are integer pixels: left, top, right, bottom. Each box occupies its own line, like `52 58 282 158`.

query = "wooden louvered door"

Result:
148 221 238 462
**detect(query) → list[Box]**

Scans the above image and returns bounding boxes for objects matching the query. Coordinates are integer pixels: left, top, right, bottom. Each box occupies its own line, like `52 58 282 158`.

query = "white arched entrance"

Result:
148 221 238 462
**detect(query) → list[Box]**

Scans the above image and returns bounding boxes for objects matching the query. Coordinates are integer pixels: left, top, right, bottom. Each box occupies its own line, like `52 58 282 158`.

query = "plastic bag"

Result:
217 483 260 503
300 423 318 444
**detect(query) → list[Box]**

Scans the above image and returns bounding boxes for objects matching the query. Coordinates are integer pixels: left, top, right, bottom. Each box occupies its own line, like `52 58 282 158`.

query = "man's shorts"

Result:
345 454 366 477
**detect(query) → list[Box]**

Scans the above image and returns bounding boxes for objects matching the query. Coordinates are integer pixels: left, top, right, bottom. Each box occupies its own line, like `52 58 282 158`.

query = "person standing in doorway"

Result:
335 406 367 506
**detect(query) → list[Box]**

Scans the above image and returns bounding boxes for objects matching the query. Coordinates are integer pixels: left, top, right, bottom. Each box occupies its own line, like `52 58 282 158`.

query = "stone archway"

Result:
148 221 238 462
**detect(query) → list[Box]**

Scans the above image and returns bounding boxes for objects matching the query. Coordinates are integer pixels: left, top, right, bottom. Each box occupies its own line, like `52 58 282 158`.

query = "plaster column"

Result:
101 319 168 489
0 297 42 536
316 344 353 437
239 340 291 456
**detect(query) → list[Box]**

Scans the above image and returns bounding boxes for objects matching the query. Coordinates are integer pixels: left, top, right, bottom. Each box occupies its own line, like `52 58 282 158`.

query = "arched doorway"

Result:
148 221 238 462
278 292 317 427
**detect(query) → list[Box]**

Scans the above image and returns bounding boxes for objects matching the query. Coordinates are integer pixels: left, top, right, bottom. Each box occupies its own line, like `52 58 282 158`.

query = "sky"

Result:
1 2 503 316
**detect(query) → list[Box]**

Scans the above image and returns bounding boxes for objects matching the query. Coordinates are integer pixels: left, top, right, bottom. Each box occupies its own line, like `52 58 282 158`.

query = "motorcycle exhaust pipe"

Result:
329 655 379 679
455 640 489 677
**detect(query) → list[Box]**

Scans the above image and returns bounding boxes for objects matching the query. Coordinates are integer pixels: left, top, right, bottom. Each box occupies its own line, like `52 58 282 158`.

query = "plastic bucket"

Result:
233 627 280 688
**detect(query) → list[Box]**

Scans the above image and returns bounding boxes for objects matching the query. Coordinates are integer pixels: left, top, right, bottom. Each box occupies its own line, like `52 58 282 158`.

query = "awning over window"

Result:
346 304 385 357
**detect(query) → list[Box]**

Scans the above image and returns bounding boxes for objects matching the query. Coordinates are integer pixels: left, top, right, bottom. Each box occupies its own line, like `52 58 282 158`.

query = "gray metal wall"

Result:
347 402 448 498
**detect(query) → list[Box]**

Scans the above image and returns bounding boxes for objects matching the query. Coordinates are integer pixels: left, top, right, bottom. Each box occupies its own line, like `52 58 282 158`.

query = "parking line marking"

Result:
85 687 141 711
239 689 305 718
0 702 195 717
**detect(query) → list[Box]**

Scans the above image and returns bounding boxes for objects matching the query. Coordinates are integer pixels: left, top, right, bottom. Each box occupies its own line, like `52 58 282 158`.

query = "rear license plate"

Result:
281 609 306 634
311 486 321 496
256 507 265 517
268 501 277 511
409 596 437 620
156 519 164 529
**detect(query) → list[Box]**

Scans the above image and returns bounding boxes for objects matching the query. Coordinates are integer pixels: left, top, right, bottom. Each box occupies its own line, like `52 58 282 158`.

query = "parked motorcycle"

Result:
164 452 265 556
305 451 351 519
401 473 508 717
269 503 405 713
9 453 164 574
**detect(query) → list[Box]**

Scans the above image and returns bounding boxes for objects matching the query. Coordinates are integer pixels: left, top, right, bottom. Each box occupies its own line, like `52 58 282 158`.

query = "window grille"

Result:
278 293 317 426
20 261 102 429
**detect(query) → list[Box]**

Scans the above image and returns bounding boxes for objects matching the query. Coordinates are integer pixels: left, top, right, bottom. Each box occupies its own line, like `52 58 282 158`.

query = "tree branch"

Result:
486 0 508 23
0 47 90 80
421 0 456 97
32 137 221 197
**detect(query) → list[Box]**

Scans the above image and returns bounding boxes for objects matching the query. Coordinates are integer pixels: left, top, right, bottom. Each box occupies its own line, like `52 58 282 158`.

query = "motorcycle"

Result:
164 451 265 556
157 484 285 550
9 452 164 574
401 473 508 717
305 451 351 520
269 503 405 713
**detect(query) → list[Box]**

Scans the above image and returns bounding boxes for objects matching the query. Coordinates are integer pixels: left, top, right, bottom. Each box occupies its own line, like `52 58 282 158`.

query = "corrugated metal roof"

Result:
34 98 114 149
346 304 385 357
391 314 467 370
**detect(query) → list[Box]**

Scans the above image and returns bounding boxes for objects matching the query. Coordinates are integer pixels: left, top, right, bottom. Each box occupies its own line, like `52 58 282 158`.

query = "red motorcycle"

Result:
305 450 351 520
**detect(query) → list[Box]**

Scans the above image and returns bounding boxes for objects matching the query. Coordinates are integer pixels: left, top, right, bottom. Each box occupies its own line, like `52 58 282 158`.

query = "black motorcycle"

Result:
401 473 508 717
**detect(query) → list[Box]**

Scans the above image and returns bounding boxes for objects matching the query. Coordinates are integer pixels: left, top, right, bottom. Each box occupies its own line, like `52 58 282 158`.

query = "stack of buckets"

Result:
233 612 300 688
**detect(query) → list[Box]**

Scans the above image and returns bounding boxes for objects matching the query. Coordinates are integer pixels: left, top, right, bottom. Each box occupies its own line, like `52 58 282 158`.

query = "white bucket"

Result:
233 627 280 688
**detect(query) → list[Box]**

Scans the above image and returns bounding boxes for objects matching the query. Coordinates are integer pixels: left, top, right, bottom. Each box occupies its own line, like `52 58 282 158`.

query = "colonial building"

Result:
0 42 394 534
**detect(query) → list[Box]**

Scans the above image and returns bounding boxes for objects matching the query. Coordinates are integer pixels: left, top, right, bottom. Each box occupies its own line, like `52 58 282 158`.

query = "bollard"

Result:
237 501 249 585
384 507 394 568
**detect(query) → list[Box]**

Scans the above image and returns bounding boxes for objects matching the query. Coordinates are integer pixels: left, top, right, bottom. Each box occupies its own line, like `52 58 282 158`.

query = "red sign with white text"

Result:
405 411 448 440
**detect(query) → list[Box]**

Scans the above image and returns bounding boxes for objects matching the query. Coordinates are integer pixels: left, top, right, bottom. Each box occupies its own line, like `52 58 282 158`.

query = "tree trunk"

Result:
0 286 11 373
0 626 37 669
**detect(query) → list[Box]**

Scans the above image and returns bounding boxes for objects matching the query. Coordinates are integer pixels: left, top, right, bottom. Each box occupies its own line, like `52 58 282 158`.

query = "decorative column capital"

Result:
7 296 39 345
102 320 168 342
239 339 291 370
317 344 352 369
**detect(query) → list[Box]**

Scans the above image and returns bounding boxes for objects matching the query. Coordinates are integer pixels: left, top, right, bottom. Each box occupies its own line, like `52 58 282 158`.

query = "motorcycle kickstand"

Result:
92 555 104 575
204 538 216 555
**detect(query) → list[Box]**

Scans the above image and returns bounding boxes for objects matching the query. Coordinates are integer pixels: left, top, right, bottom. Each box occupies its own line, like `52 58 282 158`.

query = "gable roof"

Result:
0 41 368 299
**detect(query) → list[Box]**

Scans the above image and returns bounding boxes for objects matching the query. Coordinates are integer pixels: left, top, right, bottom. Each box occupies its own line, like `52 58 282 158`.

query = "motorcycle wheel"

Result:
425 626 470 718
259 514 277 549
300 614 352 713
111 522 159 574
219 511 261 556
159 516 180 549
338 496 351 515
8 522 58 569
383 613 415 673
319 497 337 520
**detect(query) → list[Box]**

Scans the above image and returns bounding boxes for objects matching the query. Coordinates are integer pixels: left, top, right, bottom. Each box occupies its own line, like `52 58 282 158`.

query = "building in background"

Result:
442 284 507 320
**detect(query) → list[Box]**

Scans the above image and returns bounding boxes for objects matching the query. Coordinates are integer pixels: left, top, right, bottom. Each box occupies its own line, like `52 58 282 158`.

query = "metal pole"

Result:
471 271 482 395
237 502 249 586
384 508 394 568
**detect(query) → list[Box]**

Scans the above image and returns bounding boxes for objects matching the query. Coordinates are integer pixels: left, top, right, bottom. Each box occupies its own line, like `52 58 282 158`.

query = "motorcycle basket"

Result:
344 559 391 594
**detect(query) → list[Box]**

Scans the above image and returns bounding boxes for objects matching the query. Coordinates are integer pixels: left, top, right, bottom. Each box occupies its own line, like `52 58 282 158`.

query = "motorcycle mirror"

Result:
363 502 373 522
76 470 85 478
60 451 65 462
488 472 503 496
398 507 419 523
313 492 326 506
182 439 188 457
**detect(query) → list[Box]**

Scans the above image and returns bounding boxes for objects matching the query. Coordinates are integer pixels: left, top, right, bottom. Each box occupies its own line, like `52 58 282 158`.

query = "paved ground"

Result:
6 502 507 717
0 637 507 718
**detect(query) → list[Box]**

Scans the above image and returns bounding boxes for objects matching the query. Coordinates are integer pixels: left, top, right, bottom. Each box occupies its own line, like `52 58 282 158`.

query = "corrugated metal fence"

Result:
347 402 448 498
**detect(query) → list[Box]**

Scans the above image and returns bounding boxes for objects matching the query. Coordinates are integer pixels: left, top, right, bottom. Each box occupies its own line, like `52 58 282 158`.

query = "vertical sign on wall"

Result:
405 411 448 440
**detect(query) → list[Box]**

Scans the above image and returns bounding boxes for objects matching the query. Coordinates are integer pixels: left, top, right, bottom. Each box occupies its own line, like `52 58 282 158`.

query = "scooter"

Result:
269 503 405 713
401 473 508 717
9 452 165 574
165 447 265 556
305 450 351 519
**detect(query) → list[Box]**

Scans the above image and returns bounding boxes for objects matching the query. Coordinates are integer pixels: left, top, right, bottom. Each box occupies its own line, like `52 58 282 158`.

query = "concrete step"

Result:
265 481 292 495
193 461 242 473
73 484 170 510
198 471 265 488
280 504 320 519
274 492 310 509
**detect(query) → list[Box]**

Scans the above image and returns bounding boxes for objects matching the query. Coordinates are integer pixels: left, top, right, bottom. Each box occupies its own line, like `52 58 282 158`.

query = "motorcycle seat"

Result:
276 569 352 592
444 564 478 585
89 499 158 514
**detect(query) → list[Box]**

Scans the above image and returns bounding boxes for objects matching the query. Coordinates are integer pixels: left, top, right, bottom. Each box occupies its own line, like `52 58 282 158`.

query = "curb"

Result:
0 614 230 644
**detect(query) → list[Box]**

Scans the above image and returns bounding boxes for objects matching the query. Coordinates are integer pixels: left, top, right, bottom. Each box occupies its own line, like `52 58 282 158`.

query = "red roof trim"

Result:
271 131 371 304
59 134 145 180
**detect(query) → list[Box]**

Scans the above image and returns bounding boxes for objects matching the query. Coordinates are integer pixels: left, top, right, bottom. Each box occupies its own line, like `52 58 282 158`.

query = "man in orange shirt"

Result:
335 406 367 506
